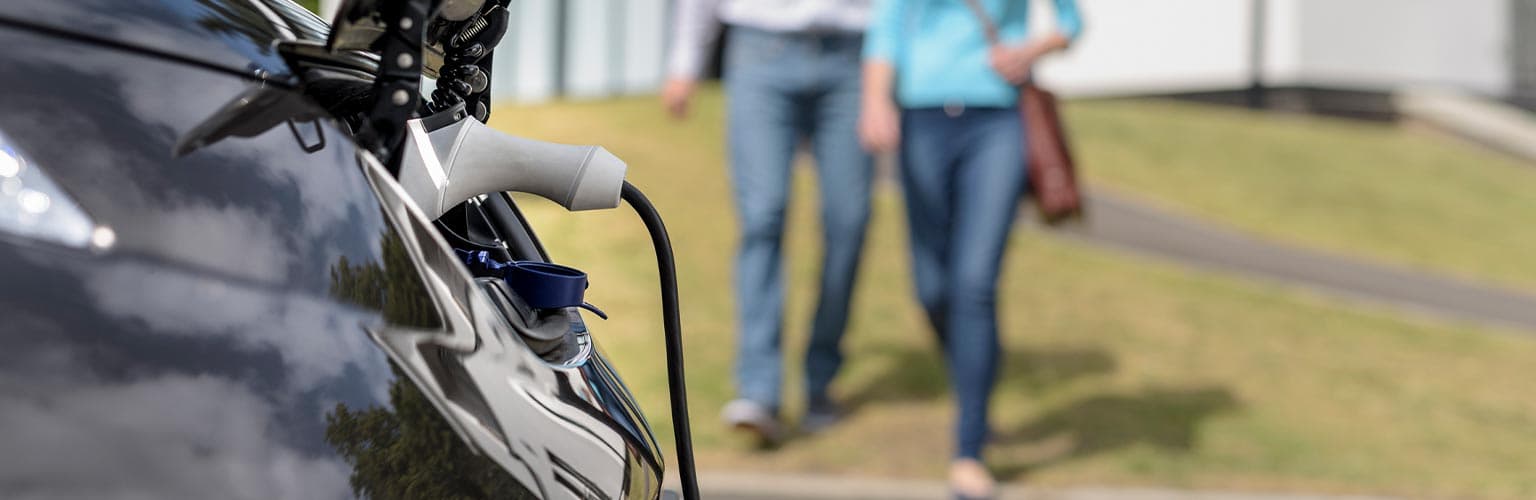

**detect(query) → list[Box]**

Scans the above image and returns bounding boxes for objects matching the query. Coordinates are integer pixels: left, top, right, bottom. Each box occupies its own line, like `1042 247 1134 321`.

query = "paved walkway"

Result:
1032 188 1536 333
673 472 1399 500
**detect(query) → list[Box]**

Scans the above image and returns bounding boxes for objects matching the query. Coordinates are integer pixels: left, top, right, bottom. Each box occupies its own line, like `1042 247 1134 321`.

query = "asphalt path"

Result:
1038 189 1536 333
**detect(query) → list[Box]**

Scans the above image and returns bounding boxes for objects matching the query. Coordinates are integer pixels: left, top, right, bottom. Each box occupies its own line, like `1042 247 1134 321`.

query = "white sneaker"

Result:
721 399 781 446
949 459 996 500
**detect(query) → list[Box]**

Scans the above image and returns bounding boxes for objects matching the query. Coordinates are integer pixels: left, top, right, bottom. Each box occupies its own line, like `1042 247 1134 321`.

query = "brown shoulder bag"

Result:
960 0 1085 224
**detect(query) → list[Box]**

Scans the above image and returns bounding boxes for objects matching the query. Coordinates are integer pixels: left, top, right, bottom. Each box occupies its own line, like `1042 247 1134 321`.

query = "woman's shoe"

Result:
949 458 996 500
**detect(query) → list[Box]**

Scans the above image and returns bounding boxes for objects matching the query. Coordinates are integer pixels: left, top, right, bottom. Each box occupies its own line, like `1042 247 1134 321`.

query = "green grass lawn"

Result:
491 89 1536 498
1069 99 1536 293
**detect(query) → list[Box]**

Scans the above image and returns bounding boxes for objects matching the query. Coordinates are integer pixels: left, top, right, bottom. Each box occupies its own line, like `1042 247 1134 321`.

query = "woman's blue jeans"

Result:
724 27 872 410
899 106 1026 459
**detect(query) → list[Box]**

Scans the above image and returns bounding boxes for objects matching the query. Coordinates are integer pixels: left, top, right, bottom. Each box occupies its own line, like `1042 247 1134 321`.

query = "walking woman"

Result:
858 0 1081 497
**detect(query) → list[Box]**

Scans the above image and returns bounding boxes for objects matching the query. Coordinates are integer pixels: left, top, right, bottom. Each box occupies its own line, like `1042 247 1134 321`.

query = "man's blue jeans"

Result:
723 27 872 410
899 107 1026 459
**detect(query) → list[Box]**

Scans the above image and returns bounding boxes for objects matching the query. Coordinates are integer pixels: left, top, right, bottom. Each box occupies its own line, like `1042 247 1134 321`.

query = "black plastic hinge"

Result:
361 0 431 176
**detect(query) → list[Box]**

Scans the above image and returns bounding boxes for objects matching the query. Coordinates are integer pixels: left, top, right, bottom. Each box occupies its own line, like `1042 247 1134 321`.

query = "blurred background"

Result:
303 1 1536 498
306 0 1536 109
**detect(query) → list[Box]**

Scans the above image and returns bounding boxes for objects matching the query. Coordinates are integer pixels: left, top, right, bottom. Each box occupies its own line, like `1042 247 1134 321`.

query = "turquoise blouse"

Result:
864 0 1083 108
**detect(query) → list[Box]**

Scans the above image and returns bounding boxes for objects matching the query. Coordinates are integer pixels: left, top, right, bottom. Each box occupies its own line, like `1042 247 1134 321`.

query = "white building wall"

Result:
1263 0 1304 86
620 0 669 94
563 0 612 97
492 0 668 102
1288 0 1510 95
1038 0 1512 97
502 0 559 102
1031 0 1257 96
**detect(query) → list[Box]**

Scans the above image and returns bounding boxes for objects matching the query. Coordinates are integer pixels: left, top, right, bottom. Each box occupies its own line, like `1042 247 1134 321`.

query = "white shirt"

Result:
667 0 871 79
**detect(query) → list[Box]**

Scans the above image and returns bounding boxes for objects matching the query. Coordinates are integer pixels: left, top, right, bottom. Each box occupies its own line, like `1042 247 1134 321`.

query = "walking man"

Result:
664 0 873 443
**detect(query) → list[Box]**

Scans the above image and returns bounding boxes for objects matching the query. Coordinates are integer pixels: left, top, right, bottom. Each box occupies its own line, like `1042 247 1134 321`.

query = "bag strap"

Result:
960 0 1001 46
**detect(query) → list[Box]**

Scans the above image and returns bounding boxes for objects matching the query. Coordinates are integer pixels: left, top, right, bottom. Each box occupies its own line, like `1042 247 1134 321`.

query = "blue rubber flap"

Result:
457 250 603 317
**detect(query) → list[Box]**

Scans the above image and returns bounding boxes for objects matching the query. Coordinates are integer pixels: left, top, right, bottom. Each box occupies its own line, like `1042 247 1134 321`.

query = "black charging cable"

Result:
619 181 699 500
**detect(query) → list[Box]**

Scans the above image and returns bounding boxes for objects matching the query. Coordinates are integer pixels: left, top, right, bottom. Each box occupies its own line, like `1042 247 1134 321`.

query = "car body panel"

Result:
0 0 329 84
0 15 661 499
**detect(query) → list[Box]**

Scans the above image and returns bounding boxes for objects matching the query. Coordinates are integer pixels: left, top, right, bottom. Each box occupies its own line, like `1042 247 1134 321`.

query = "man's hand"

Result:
859 97 901 154
661 78 698 120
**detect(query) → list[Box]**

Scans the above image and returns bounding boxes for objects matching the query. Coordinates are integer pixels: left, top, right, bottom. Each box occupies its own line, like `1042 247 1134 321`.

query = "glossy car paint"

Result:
0 2 662 498
0 0 328 83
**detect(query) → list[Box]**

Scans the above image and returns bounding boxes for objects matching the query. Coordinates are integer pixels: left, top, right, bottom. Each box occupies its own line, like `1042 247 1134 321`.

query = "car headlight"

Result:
0 131 112 250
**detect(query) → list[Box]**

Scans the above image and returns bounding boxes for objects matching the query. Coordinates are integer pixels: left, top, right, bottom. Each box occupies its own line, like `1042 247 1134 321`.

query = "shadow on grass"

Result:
841 343 1119 412
992 386 1240 479
834 343 1236 478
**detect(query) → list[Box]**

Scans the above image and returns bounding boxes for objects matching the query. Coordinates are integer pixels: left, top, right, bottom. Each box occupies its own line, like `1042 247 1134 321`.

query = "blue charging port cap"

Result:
504 261 607 319
458 250 607 319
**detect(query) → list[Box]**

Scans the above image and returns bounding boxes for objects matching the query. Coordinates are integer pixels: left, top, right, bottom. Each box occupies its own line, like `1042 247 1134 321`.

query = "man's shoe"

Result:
800 398 843 435
721 399 781 447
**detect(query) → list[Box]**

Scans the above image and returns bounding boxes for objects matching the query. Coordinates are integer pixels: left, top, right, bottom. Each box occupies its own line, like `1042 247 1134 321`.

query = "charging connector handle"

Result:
397 117 628 219
620 182 699 500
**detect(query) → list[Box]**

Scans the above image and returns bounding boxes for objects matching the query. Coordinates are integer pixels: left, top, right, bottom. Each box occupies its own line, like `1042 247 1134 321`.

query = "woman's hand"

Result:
989 33 1071 86
859 97 901 154
988 42 1042 86
859 61 901 154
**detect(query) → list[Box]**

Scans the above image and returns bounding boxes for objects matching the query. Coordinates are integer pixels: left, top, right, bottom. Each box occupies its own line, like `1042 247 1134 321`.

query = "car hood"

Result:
0 0 328 83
